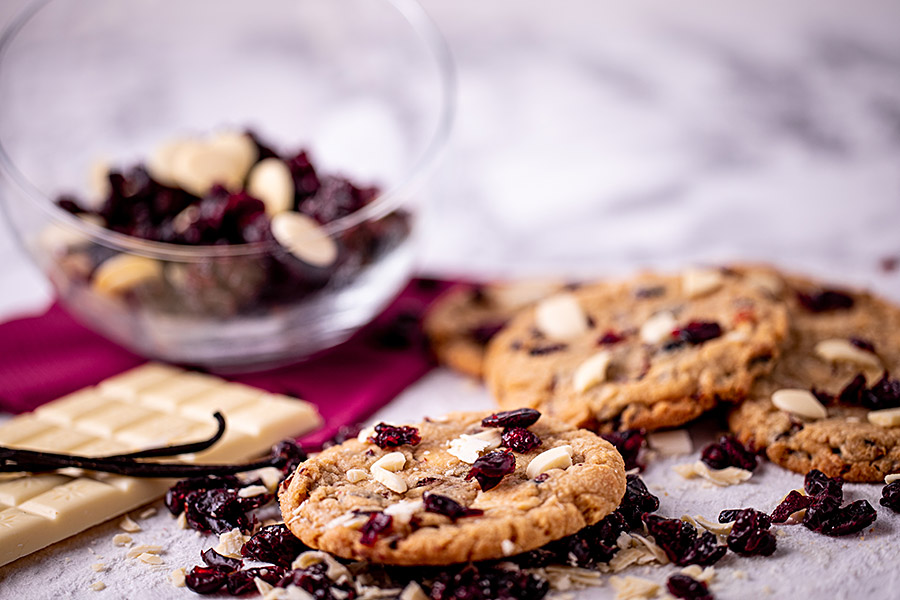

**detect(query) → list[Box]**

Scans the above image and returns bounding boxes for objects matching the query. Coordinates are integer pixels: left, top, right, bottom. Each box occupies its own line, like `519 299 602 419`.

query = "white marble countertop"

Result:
2 0 900 598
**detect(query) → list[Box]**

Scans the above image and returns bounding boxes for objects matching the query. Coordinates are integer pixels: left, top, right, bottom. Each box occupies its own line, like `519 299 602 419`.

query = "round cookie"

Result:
484 268 790 432
279 410 626 565
424 280 563 378
728 271 900 482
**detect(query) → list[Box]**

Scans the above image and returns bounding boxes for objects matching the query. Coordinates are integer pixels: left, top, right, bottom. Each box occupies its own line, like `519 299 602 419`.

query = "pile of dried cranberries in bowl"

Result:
50 130 410 317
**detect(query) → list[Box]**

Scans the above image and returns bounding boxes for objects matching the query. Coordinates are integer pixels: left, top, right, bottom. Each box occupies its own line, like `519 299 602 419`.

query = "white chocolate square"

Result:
99 363 184 400
136 372 226 410
0 415 53 445
72 402 159 437
18 478 118 520
35 388 109 425
178 384 263 421
115 413 217 448
0 475 73 507
228 394 322 439
15 427 98 453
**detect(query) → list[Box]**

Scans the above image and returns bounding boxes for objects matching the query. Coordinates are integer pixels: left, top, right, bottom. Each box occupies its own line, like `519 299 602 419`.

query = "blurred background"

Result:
1 0 899 325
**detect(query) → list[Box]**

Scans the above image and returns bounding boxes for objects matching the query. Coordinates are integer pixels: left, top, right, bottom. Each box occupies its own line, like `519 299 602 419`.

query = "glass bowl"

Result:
0 0 454 370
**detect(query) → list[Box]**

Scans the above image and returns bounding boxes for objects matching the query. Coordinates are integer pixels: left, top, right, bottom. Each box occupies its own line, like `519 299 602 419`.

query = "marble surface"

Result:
2 0 900 598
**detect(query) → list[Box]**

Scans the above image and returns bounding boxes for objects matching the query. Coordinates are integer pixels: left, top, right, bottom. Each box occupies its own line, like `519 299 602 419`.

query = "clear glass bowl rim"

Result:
0 0 455 261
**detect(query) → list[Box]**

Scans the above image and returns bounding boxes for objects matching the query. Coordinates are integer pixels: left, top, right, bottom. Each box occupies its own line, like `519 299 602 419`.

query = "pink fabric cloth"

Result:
0 279 453 448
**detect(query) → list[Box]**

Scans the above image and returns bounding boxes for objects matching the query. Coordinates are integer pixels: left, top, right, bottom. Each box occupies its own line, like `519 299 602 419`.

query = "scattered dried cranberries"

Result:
368 423 421 448
501 427 541 453
601 429 647 472
466 450 517 491
700 435 757 472
423 493 484 520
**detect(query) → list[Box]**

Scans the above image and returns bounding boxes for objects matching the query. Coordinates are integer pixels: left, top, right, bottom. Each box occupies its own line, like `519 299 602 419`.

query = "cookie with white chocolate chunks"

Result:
424 280 564 379
728 271 900 482
484 268 789 432
278 409 626 565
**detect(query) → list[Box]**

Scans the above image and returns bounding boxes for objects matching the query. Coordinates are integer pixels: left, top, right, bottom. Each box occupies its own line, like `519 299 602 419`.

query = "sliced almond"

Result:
92 254 162 297
693 514 733 536
815 339 882 370
147 139 186 187
647 429 693 456
89 160 112 202
371 452 406 472
125 544 162 559
346 468 368 483
534 293 589 340
772 389 828 420
169 132 257 197
118 515 141 533
525 445 573 479
501 539 517 556
886 474 900 484
247 158 294 215
237 484 269 498
271 211 338 267
610 575 659 600
682 268 723 299
572 350 612 393
138 552 164 565
325 512 368 530
745 271 784 296
868 407 900 427
371 467 407 494
213 528 246 559
399 581 430 600
170 567 186 588
640 311 677 344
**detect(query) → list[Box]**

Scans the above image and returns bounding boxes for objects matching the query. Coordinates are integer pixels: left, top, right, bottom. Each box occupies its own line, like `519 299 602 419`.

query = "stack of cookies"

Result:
427 266 900 483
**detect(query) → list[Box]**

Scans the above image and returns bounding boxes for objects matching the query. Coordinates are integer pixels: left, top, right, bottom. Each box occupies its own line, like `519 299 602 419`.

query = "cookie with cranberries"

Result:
278 410 625 565
424 280 564 379
484 268 789 432
728 269 900 482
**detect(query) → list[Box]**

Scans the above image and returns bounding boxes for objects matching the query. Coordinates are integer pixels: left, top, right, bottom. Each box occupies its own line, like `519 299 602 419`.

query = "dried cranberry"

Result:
726 509 776 556
700 435 757 472
276 562 356 598
643 515 725 566
56 196 89 215
423 493 483 520
501 427 541 453
271 439 308 475
597 330 624 345
601 429 646 472
466 450 516 491
850 337 876 353
298 175 373 224
807 499 877 536
615 474 660 529
528 343 568 356
164 475 241 516
770 491 813 523
717 509 743 523
285 150 321 204
482 408 542 429
226 566 285 595
804 469 844 499
673 321 723 345
470 322 507 346
667 574 713 600
359 512 393 546
368 423 421 448
184 488 250 534
241 524 309 568
185 565 230 594
796 289 854 312
429 564 549 600
881 481 900 512
866 373 900 410
635 286 666 298
200 547 241 571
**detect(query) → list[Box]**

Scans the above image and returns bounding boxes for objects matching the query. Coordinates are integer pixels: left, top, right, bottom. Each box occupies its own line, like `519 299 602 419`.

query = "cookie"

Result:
484 268 790 432
278 409 626 565
728 270 900 482
424 280 563 378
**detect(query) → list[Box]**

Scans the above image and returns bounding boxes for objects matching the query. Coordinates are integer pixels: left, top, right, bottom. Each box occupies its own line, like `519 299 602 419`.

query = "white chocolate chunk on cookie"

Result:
534 293 588 340
525 445 574 479
640 311 676 344
772 389 828 421
572 351 612 393
682 268 723 299
447 430 502 464
868 407 900 428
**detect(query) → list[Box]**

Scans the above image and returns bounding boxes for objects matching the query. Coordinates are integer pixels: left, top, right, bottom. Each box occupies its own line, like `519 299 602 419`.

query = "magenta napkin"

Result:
0 278 453 448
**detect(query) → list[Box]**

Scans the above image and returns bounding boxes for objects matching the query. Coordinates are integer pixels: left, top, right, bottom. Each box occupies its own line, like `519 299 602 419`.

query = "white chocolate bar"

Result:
0 363 322 567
